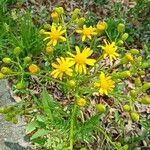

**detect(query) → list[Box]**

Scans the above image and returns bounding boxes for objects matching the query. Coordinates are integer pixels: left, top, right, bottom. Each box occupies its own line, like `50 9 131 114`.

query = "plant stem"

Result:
105 30 112 42
69 103 77 150
96 126 118 150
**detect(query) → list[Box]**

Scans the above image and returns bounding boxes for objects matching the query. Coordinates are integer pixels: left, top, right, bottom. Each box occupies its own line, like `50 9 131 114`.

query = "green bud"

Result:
117 23 125 33
24 56 32 64
0 107 5 113
0 72 5 79
129 48 139 55
43 23 51 30
116 40 124 46
130 90 137 98
2 57 11 64
137 56 142 62
1 67 12 75
78 17 86 27
16 82 25 90
5 115 12 121
122 144 129 150
120 71 131 78
142 62 149 69
12 117 18 124
123 104 131 112
96 103 106 114
39 29 45 35
120 57 128 64
54 7 64 15
140 97 150 104
142 82 150 91
121 33 129 41
72 8 80 20
134 78 142 87
130 112 139 122
139 70 145 75
13 47 21 56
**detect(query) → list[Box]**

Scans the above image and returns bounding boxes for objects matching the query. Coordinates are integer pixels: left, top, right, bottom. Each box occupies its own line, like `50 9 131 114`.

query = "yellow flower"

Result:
98 39 119 60
96 21 108 31
77 98 86 107
125 53 134 62
51 57 75 80
76 25 97 41
43 25 66 46
95 72 115 95
29 64 40 74
51 11 59 19
67 46 96 74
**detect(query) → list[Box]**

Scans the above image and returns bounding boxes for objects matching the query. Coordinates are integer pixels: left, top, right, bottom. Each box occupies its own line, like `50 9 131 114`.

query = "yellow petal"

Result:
53 40 57 46
53 71 60 79
52 63 59 68
67 52 75 57
58 26 62 31
75 46 80 54
82 35 86 41
85 59 96 66
76 29 83 33
43 37 50 41
60 29 66 35
75 64 79 72
79 65 82 74
60 36 66 41
56 58 62 64
82 64 87 74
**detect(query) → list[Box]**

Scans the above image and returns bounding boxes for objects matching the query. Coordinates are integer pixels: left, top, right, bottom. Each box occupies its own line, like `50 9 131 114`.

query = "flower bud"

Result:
140 97 150 104
78 17 86 27
43 23 51 30
129 48 139 55
116 40 124 46
121 33 129 41
139 70 145 75
16 82 25 90
120 56 128 64
39 29 45 35
68 80 76 87
130 90 137 98
72 8 80 20
142 82 150 91
1 67 12 75
77 98 86 107
96 103 106 114
54 7 64 15
134 78 142 87
137 56 142 62
29 64 40 74
0 72 5 79
142 62 149 69
2 57 11 64
117 23 125 33
125 53 134 62
13 47 21 56
96 21 108 31
130 112 139 122
0 107 5 113
12 117 18 124
46 46 53 54
51 11 59 23
120 71 131 78
24 56 32 64
123 104 131 112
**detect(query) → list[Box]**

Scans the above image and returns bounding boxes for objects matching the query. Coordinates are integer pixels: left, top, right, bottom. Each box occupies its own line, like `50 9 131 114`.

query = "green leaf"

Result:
31 129 49 140
26 120 39 134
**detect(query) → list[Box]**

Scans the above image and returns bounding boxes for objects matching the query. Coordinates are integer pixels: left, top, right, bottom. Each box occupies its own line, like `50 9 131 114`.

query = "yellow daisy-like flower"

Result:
95 72 115 95
43 25 66 46
51 57 75 80
98 39 119 60
67 46 96 74
76 25 97 41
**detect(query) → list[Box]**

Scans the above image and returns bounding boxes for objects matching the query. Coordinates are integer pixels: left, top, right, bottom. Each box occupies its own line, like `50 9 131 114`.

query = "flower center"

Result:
50 31 60 40
83 28 92 35
75 54 86 64
104 45 115 54
59 63 68 72
100 80 110 90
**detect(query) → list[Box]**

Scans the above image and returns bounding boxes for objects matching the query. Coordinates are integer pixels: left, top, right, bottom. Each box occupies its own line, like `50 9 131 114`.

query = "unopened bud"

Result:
78 17 86 27
51 11 59 23
121 33 129 41
134 78 142 87
54 7 64 15
123 104 131 112
13 47 21 56
16 82 25 90
125 53 134 62
140 97 150 104
142 62 149 69
77 98 86 107
117 23 125 33
39 29 45 35
43 23 51 30
116 40 124 46
2 57 11 64
120 71 131 78
0 72 5 79
68 80 76 87
24 56 32 64
129 48 139 55
72 8 80 20
96 103 106 114
46 46 53 54
130 112 139 122
142 82 150 91
1 67 12 75
130 90 137 98
96 21 108 31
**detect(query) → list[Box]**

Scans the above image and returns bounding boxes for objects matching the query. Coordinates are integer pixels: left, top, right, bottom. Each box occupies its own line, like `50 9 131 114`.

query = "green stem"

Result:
69 103 77 150
96 126 118 150
105 30 112 42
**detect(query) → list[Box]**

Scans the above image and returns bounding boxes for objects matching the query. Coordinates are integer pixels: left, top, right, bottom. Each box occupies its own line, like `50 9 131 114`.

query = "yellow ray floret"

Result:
95 72 115 95
43 25 66 46
76 25 97 41
51 57 75 80
67 46 96 74
98 39 119 60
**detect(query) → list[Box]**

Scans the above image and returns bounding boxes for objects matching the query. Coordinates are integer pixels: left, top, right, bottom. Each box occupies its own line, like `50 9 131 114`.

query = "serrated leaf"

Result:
31 129 49 140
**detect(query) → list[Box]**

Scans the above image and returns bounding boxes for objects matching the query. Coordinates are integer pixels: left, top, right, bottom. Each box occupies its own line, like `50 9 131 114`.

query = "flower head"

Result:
96 21 107 31
51 57 75 80
29 64 40 74
43 25 66 46
98 39 119 60
77 98 86 107
67 46 96 74
95 72 115 95
76 25 97 41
